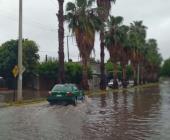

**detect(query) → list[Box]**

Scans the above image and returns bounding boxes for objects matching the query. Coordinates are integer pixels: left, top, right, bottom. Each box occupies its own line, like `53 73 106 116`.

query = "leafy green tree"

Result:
38 60 59 81
22 39 40 76
38 60 92 88
0 39 39 88
65 62 83 85
144 39 162 82
161 58 170 77
65 62 92 85
105 60 133 82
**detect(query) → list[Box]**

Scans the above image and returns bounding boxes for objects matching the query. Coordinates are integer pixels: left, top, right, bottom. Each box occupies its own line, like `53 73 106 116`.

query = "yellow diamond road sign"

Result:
12 65 19 78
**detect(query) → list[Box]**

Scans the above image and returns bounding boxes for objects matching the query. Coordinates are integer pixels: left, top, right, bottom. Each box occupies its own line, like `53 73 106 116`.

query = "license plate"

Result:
56 94 62 97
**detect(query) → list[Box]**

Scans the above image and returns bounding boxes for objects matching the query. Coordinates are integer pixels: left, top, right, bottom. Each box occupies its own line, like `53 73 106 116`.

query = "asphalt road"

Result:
0 80 170 140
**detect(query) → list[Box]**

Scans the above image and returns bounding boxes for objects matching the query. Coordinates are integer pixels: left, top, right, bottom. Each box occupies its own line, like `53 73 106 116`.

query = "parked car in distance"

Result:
108 79 122 88
128 80 134 86
47 84 85 106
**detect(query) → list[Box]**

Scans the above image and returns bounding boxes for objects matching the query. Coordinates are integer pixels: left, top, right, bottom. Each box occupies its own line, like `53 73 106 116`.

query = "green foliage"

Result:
106 63 121 80
23 39 39 75
129 21 147 50
105 61 133 80
0 39 39 88
65 0 103 89
161 58 170 77
145 39 162 67
65 0 103 37
105 16 124 48
65 62 92 84
0 40 18 79
38 60 59 80
126 65 133 79
38 60 92 85
96 0 116 22
65 62 83 84
105 60 113 72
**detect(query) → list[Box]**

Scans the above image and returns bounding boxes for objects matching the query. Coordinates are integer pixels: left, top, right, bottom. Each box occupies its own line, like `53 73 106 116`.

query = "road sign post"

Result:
12 65 19 78
12 65 19 101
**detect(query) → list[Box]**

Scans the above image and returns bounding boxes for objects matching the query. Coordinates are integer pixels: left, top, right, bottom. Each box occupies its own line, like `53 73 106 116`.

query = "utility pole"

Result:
17 0 23 101
67 36 70 62
65 35 74 62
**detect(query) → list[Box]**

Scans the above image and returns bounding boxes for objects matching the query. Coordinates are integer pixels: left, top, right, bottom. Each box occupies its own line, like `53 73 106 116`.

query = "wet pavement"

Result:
0 79 170 140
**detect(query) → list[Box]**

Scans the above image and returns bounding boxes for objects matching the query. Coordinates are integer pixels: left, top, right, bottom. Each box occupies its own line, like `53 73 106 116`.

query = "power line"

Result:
0 10 58 33
49 0 58 7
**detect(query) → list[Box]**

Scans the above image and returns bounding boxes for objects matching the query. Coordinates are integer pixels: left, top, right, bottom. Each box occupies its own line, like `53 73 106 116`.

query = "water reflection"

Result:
132 86 161 118
1 82 170 140
1 90 49 102
84 86 162 140
100 94 107 108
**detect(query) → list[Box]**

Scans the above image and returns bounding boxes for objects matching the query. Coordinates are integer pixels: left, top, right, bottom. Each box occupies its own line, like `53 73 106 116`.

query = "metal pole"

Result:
17 0 23 101
67 36 70 62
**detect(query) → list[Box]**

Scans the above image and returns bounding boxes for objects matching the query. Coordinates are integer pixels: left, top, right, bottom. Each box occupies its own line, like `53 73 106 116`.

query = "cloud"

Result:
0 0 169 61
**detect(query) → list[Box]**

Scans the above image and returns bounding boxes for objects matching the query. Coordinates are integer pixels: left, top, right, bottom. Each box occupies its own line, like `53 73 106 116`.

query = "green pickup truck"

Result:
47 84 85 106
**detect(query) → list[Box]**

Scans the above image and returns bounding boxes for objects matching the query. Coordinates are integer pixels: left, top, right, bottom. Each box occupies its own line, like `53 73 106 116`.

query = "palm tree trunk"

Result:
82 58 89 90
113 62 118 89
140 64 144 84
57 0 65 83
132 64 137 86
100 31 106 90
143 69 146 84
122 64 127 88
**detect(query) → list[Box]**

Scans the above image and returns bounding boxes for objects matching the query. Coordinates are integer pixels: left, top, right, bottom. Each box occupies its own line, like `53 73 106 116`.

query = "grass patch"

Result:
85 83 159 97
7 98 46 106
3 83 159 107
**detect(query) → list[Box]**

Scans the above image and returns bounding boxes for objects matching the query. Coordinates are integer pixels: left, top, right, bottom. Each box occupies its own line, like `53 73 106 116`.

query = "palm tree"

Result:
145 39 162 82
105 16 124 89
65 0 103 90
129 21 147 85
57 0 65 83
138 42 147 84
97 0 116 90
118 25 130 88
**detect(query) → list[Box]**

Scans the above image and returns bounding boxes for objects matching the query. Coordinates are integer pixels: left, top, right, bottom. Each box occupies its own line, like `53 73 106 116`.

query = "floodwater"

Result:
0 79 170 140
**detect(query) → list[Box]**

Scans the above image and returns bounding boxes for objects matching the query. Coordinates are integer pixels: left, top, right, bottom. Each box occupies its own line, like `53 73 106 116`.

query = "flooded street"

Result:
0 80 170 140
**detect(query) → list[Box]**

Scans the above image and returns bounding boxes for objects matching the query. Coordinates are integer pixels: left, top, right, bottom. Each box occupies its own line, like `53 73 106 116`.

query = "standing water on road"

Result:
0 80 170 140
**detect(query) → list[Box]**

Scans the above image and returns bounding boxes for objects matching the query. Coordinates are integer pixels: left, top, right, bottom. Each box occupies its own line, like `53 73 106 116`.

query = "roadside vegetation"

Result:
0 0 164 91
38 60 92 89
161 58 170 77
0 39 39 89
64 0 162 89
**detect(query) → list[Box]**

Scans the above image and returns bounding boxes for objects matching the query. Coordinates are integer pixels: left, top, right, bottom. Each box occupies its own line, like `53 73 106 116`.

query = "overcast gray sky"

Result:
0 0 170 61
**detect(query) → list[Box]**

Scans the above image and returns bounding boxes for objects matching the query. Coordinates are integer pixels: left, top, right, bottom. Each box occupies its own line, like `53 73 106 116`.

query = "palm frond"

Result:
66 2 76 12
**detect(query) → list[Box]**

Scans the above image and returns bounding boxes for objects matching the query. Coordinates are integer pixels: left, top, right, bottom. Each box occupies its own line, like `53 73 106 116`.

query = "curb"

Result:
0 83 159 108
0 103 11 108
85 83 159 97
9 98 47 106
